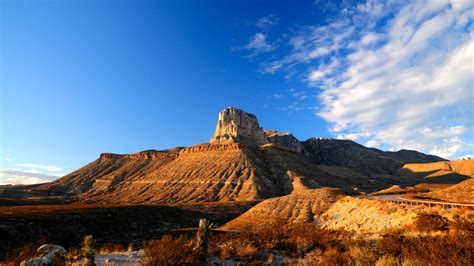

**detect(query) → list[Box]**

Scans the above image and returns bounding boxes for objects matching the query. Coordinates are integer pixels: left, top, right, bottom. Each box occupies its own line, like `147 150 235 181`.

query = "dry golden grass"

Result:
142 235 199 266
321 197 421 234
375 255 400 266
428 177 474 202
98 243 124 254
8 217 471 265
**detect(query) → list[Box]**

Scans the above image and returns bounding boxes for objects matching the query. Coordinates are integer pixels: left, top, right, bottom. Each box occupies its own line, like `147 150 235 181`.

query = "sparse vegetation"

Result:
98 243 124 254
142 235 199 265
81 235 95 264
5 243 37 265
2 196 472 265
2 210 472 265
413 213 448 232
141 213 473 265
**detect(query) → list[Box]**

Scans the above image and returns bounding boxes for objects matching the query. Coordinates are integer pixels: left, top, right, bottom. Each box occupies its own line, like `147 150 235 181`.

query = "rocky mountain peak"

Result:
210 106 267 145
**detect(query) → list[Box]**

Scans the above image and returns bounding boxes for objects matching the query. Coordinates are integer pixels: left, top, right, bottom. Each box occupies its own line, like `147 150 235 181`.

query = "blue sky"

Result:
1 0 473 185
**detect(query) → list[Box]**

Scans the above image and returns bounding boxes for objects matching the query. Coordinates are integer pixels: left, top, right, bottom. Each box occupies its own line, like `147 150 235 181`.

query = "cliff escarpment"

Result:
15 106 448 205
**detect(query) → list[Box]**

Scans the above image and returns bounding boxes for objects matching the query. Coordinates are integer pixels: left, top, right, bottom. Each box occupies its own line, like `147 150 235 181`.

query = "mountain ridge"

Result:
1 106 448 204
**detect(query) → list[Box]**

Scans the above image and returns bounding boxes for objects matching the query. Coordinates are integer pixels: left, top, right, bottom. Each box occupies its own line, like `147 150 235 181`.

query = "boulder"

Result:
20 244 66 266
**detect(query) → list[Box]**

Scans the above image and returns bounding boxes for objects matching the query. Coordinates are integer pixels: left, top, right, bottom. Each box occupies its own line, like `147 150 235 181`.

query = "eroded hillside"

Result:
1 106 449 205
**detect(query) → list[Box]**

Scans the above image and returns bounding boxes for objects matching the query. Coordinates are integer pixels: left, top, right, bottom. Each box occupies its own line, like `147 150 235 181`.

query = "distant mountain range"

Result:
1 106 458 205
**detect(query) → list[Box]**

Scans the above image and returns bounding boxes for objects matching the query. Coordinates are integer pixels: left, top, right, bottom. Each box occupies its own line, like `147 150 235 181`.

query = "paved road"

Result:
364 194 474 209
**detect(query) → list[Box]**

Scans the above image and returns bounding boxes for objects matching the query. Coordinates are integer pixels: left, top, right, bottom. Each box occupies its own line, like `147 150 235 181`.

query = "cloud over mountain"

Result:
249 0 474 159
0 162 64 185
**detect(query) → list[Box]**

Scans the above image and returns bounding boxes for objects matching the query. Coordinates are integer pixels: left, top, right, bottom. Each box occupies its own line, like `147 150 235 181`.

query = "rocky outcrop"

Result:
303 138 402 175
20 244 66 266
209 107 306 154
264 130 304 153
100 151 178 160
383 149 447 163
210 106 267 145
302 138 446 175
17 106 450 205
179 143 243 155
100 144 245 160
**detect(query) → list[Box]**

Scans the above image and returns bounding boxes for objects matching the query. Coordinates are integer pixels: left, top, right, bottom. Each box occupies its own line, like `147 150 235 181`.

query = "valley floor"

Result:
2 194 473 265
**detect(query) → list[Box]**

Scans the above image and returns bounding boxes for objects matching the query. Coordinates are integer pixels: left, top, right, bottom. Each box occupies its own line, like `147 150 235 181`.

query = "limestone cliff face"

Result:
179 143 243 155
264 130 305 153
100 151 178 160
210 106 267 145
27 106 449 205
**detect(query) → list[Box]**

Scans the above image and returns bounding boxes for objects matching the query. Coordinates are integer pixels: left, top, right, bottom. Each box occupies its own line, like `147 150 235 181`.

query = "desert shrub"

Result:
297 246 349 265
51 253 66 266
209 231 268 262
215 242 235 260
400 234 473 266
65 247 81 263
319 246 348 265
209 222 351 262
99 243 124 254
80 235 95 258
235 244 258 258
249 220 289 250
413 213 448 232
376 231 473 266
6 243 37 265
448 215 474 232
375 255 400 266
448 207 471 217
348 244 378 266
142 235 199 266
292 233 349 265
377 233 404 256
401 258 425 266
301 248 323 265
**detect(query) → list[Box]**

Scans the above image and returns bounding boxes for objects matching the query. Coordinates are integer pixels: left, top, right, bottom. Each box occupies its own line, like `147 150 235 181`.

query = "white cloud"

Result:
0 162 64 185
0 170 61 185
458 154 473 160
292 90 310 100
247 33 275 54
15 163 63 172
336 132 372 141
269 94 284 99
308 58 340 82
365 139 379 148
255 0 474 159
256 14 278 29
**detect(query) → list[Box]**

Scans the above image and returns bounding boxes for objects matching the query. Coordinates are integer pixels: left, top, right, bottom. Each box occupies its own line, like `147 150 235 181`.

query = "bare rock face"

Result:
16 105 449 206
264 130 304 153
210 106 267 145
100 151 178 160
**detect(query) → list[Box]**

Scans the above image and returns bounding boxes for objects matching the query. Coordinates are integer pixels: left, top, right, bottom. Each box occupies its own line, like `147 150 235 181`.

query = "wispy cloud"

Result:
233 15 279 57
0 170 60 185
0 161 64 185
246 33 275 54
15 163 63 172
269 93 284 99
245 0 474 159
256 14 279 30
